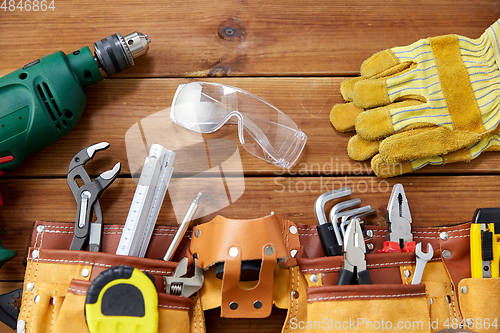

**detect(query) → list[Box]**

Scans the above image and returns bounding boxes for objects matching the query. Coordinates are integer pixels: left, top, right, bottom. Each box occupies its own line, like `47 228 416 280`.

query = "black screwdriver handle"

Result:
317 223 343 257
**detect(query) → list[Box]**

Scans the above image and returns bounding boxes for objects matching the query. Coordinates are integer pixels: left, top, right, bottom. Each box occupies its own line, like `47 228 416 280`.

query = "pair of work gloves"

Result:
331 19 500 178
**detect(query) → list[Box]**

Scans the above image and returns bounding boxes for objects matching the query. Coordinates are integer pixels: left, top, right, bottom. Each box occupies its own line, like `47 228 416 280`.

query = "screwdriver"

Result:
163 192 203 261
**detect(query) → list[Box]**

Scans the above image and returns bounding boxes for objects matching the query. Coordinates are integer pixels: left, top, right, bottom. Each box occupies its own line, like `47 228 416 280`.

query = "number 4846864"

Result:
1 0 55 11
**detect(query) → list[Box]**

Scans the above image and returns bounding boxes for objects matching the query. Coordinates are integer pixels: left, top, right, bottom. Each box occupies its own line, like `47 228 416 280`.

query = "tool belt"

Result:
19 216 500 333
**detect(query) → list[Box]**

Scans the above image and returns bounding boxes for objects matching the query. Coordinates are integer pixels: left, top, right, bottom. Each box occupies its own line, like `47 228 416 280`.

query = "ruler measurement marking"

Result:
116 144 176 257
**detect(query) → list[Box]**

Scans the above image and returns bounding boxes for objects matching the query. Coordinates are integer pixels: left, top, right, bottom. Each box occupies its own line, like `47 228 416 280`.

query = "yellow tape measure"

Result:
85 265 158 333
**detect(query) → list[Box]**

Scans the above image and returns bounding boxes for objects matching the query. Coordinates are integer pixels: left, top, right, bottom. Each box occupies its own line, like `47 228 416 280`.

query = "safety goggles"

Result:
170 82 307 169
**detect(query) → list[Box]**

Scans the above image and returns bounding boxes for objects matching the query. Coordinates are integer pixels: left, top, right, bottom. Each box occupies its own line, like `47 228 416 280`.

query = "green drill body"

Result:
0 31 150 267
0 31 151 171
0 47 103 171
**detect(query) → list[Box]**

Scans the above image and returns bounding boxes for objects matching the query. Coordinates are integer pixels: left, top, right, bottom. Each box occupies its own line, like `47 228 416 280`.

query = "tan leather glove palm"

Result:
331 19 500 177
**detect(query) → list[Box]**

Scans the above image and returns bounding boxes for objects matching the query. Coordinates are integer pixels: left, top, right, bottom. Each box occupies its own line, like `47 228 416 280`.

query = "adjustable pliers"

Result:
68 142 120 251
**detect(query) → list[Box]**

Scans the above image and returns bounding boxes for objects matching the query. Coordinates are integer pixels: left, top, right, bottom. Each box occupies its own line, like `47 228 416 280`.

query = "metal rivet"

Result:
194 229 201 238
429 298 433 305
366 230 374 238
17 319 25 333
440 232 449 240
442 250 451 259
366 243 374 251
289 226 298 235
50 297 56 306
290 249 298 258
446 295 451 303
461 286 468 294
34 295 40 303
265 246 274 256
310 274 319 283
404 270 411 278
32 250 39 259
253 300 262 309
36 225 45 233
26 282 34 291
291 291 299 299
81 268 90 278
229 302 238 310
229 247 239 257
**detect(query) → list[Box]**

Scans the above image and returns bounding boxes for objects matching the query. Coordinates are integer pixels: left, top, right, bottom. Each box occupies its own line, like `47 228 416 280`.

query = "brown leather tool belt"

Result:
18 218 499 333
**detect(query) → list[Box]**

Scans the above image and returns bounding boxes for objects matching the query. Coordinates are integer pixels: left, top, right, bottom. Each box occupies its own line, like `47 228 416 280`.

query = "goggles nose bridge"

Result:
219 111 246 145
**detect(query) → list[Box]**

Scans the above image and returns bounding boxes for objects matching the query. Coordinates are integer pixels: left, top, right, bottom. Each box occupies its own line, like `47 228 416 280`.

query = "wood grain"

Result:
0 1 499 77
1 1 500 332
0 175 492 280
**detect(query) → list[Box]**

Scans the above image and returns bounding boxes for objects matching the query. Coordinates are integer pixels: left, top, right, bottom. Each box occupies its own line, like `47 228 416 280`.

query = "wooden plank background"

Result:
1 1 500 332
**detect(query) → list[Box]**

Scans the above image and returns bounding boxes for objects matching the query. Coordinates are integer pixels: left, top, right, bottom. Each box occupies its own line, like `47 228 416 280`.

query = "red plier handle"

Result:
378 240 416 253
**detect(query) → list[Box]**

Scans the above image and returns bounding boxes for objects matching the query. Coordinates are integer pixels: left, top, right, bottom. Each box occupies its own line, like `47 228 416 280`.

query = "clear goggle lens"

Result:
170 82 307 169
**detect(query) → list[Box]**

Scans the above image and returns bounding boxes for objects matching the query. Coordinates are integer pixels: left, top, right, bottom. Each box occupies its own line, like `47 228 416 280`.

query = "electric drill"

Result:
0 31 151 171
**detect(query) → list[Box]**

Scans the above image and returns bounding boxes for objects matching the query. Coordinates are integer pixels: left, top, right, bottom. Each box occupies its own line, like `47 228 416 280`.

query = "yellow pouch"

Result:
458 278 500 333
306 284 429 333
297 250 432 333
17 222 193 333
51 280 191 333
295 223 474 332
18 219 484 333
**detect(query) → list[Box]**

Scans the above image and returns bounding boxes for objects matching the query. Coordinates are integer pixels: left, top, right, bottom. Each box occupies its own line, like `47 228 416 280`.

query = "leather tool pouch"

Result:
18 221 192 333
295 222 478 333
189 214 302 319
458 277 500 332
18 218 494 333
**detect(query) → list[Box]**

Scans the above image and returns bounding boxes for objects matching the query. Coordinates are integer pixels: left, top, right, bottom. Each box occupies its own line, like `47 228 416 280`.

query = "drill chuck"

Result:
93 32 151 76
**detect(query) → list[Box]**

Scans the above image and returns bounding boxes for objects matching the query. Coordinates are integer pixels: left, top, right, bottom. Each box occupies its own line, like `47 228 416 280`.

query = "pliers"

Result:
379 184 416 253
336 218 371 285
68 142 120 251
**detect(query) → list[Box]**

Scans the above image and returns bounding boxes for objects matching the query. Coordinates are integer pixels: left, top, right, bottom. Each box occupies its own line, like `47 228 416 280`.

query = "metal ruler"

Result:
116 144 175 257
